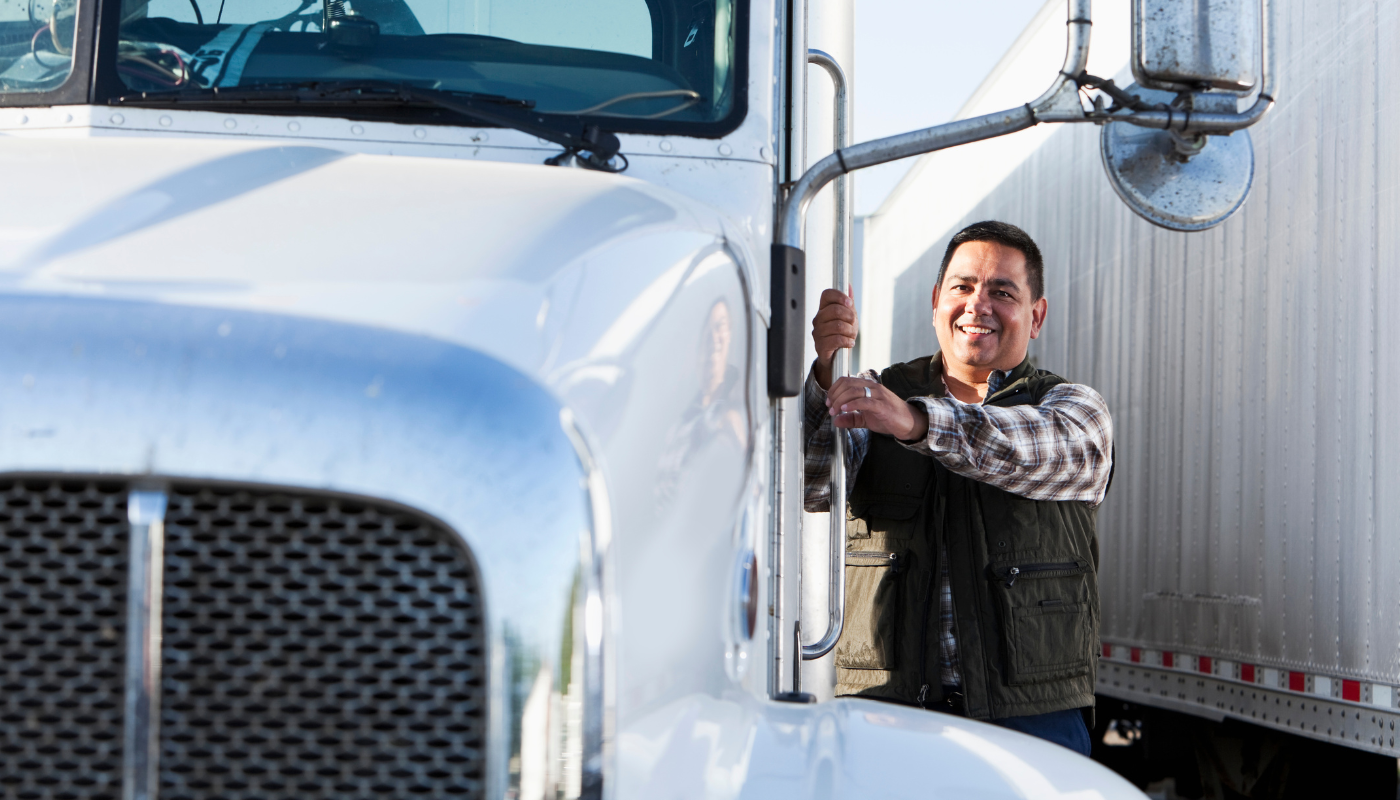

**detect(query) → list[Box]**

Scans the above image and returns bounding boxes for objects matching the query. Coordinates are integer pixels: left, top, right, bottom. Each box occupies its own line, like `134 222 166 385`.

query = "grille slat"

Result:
159 485 486 800
0 479 128 800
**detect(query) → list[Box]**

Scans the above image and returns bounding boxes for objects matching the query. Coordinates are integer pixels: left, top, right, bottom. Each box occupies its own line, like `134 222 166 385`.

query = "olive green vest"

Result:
834 353 1101 721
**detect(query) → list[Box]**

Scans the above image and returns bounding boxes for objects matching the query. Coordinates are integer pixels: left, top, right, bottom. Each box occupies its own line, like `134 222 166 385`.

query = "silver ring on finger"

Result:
863 385 872 399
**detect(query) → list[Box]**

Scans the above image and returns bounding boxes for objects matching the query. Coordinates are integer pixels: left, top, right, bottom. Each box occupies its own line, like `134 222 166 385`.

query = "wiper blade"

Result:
113 80 626 172
114 81 537 109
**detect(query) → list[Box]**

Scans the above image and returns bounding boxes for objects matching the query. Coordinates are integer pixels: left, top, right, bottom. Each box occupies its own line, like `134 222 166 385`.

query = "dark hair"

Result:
936 220 1044 300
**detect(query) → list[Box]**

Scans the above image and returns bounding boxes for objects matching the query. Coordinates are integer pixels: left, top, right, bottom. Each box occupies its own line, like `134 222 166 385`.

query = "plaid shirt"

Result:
803 360 1113 688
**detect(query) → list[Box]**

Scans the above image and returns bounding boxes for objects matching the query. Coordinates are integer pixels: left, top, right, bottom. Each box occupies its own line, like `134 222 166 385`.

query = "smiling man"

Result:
803 220 1113 755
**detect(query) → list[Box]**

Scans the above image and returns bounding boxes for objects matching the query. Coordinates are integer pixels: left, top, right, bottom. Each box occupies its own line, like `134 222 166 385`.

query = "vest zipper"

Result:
916 566 934 708
993 560 1086 588
845 551 900 568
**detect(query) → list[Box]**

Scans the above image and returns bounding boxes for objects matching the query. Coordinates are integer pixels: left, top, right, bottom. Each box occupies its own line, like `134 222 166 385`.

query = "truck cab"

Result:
0 0 1152 796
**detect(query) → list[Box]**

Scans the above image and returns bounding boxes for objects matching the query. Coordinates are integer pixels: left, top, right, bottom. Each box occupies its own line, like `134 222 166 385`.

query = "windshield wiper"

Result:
113 80 627 172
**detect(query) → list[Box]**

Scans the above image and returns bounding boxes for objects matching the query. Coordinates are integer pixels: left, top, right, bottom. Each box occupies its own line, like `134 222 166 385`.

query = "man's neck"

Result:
942 367 989 403
939 355 1020 403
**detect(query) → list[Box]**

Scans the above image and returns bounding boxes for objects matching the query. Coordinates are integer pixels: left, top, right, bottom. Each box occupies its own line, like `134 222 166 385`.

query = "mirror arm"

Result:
1122 0 1277 133
1027 0 1094 123
766 103 1038 397
773 0 1092 257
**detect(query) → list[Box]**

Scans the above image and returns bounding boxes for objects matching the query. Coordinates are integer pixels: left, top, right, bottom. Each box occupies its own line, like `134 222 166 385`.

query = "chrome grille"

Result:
0 479 128 800
0 475 488 800
159 484 487 799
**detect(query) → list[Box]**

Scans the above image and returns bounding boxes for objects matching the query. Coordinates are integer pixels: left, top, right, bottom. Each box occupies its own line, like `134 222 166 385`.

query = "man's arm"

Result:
903 383 1114 504
803 287 869 512
802 367 871 512
824 376 1113 504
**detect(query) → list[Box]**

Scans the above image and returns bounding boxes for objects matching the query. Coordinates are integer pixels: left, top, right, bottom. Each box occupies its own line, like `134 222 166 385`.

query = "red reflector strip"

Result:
1096 643 1383 705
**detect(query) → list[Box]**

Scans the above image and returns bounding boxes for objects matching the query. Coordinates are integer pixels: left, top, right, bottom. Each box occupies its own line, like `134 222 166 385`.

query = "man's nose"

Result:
965 288 993 315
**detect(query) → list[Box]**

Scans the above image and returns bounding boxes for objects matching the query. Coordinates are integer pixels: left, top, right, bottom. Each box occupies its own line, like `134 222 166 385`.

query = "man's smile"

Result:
957 323 997 336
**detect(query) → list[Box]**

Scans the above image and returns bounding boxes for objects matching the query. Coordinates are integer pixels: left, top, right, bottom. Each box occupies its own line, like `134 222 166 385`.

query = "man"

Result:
803 220 1112 755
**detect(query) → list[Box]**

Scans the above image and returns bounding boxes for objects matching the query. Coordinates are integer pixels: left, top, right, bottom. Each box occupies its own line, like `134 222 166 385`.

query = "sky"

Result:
853 0 1051 216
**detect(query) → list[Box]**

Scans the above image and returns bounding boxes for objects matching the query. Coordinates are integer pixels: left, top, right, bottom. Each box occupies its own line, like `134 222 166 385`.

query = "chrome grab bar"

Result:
802 48 851 661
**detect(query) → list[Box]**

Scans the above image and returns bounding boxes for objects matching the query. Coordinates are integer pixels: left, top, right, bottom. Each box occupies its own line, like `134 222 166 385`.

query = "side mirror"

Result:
1100 0 1272 231
1133 0 1259 93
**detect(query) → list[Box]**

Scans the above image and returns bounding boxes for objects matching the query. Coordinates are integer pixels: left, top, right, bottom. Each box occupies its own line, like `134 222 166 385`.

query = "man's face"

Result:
932 240 1047 375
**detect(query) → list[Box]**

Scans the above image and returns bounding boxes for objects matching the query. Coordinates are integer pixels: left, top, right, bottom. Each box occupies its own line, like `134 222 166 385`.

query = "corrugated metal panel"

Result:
877 0 1400 684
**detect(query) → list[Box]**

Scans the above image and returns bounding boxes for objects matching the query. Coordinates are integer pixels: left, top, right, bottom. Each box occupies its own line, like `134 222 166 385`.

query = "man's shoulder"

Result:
1023 370 1111 415
1026 366 1069 394
879 354 939 399
993 361 1093 406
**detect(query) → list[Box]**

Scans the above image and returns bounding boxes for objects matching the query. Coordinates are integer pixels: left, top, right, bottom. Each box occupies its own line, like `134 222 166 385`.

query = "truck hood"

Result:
0 136 747 383
620 694 1147 800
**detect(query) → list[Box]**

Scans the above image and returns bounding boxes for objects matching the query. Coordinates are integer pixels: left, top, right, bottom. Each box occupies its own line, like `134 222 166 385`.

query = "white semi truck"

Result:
0 0 1271 796
864 0 1400 796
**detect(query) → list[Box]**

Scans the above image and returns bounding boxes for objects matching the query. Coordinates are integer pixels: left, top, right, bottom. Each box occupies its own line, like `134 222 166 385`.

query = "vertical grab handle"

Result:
802 48 850 661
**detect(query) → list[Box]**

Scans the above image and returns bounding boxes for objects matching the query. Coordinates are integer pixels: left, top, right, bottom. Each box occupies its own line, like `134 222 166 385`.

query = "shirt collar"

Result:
986 368 1013 396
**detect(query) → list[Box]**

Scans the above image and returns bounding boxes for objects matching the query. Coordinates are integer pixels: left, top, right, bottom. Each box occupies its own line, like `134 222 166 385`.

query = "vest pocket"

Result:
835 551 903 670
988 559 1093 685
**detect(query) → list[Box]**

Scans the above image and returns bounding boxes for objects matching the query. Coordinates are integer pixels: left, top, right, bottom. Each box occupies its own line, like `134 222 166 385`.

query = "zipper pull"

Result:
917 684 929 708
1005 566 1020 587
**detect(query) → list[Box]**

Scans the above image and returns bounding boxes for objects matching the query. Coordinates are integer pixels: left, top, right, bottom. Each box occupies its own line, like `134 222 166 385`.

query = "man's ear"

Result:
930 284 941 319
1028 296 1048 339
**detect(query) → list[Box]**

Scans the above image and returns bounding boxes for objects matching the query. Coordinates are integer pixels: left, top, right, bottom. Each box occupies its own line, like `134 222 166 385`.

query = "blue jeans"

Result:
992 708 1092 756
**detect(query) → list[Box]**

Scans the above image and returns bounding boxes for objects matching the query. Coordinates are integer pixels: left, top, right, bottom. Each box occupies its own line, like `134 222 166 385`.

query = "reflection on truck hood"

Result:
0 135 739 383
621 694 1145 800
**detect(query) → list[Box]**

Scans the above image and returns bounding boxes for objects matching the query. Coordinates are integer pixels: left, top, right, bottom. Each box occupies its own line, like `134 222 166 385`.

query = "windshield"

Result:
0 0 79 93
100 0 740 126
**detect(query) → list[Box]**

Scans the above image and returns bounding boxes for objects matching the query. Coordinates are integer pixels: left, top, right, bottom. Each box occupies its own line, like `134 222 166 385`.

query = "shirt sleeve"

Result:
901 383 1114 504
801 364 873 512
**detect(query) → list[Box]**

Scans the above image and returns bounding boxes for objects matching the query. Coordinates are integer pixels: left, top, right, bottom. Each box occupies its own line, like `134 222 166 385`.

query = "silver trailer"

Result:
863 0 1400 786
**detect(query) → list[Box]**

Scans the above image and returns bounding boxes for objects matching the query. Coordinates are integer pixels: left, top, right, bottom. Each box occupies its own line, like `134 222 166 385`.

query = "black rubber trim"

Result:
768 243 805 397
